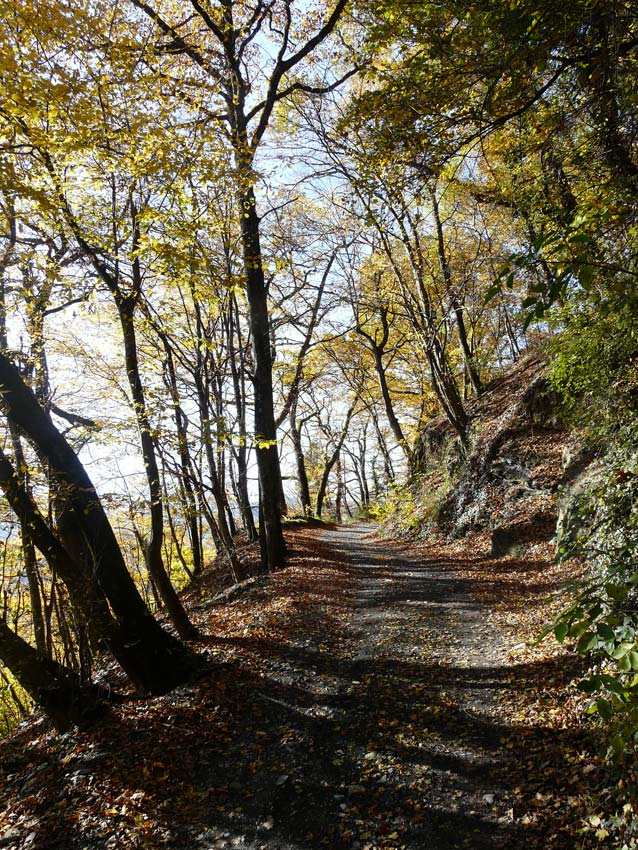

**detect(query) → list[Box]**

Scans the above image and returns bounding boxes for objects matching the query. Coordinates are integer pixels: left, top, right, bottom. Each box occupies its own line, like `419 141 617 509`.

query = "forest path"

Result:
0 523 593 850
182 523 542 850
284 522 518 848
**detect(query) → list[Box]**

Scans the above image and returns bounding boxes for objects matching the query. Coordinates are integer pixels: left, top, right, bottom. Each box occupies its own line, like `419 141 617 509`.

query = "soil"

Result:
0 523 608 850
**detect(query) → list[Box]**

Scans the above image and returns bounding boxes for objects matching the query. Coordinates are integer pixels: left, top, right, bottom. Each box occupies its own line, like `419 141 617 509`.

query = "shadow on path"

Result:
27 524 592 850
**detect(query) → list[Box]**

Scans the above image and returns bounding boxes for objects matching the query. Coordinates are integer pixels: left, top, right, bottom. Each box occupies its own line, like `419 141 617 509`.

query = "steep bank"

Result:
387 353 594 560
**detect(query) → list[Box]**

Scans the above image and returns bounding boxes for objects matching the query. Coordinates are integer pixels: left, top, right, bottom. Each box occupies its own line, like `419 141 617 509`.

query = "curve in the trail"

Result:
309 523 519 850
182 523 539 850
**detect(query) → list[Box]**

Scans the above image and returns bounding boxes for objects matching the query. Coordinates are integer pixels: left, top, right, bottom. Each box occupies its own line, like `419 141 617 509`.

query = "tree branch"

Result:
250 0 349 147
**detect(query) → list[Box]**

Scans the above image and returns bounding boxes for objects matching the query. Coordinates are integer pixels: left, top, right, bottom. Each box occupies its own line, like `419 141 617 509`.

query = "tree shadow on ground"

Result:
26 652 586 850
2 525 596 850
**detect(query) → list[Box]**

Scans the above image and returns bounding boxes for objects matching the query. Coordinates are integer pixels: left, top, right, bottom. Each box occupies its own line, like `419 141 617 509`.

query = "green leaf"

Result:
578 677 600 695
568 231 594 244
618 654 632 672
598 674 626 695
597 623 615 642
611 642 634 660
577 631 597 654
484 284 501 304
606 583 628 602
578 264 595 290
610 733 625 758
595 697 613 720
569 620 590 639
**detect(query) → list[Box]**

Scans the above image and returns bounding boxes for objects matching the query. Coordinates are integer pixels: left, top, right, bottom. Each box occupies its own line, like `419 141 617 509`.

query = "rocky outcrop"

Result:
435 358 566 544
405 354 595 556
554 439 604 554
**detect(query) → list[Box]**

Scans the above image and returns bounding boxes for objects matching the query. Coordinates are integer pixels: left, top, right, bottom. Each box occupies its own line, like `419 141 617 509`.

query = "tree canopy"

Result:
0 5 637 816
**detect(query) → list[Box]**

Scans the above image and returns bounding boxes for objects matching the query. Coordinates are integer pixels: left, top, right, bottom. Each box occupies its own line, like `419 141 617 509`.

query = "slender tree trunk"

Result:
160 463 194 582
316 405 355 517
371 415 395 485
194 375 244 581
160 337 203 576
424 334 469 442
0 619 105 732
335 457 345 524
357 436 371 507
0 279 47 655
371 345 410 459
289 402 312 517
117 298 197 640
228 297 258 541
356 309 412 467
430 189 483 396
9 428 46 655
238 185 287 568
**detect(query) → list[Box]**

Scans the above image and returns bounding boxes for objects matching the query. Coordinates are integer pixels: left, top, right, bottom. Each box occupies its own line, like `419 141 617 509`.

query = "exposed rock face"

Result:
555 453 604 553
410 354 585 555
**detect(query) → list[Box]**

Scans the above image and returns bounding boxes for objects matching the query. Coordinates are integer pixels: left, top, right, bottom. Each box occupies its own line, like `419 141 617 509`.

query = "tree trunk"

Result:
228 297 258 541
117 297 197 640
289 402 312 517
430 188 483 396
0 353 201 695
194 373 244 582
356 306 413 470
238 185 287 569
335 457 344 524
0 279 47 655
371 345 411 460
0 619 105 732
372 415 395 485
160 336 203 576
9 429 46 655
316 405 355 518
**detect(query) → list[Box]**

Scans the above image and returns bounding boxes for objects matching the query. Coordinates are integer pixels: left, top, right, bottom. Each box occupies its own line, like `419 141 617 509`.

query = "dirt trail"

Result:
187 524 525 850
1 523 592 850
311 524 518 848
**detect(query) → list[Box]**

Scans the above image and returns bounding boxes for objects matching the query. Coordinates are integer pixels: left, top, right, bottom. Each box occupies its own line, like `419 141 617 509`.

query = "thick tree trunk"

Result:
0 354 201 694
0 281 47 655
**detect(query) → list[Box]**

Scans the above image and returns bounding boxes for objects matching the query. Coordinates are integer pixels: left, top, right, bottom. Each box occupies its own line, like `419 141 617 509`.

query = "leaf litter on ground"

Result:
0 523 628 850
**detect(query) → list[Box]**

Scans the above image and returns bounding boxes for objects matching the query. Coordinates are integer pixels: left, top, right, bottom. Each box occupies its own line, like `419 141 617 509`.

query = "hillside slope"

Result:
395 354 593 560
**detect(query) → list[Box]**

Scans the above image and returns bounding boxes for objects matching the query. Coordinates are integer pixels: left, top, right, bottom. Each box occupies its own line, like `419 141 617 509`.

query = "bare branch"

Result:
250 0 349 148
129 0 213 72
246 63 361 124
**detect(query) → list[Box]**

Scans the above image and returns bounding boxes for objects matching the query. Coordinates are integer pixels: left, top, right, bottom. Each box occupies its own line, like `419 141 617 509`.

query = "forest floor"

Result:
0 523 621 850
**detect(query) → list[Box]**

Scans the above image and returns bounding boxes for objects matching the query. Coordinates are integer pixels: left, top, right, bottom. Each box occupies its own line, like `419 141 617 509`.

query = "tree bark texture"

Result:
0 353 201 695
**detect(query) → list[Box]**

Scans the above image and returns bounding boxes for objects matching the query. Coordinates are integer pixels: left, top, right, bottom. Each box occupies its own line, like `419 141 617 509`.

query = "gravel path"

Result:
187 523 523 850
312 523 519 849
0 523 595 850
